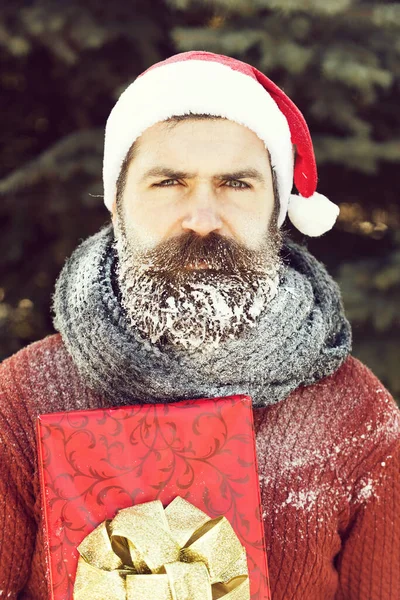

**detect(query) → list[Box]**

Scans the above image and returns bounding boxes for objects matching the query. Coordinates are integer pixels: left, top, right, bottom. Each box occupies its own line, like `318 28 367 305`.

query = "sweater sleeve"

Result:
333 372 400 600
0 436 37 598
0 370 37 598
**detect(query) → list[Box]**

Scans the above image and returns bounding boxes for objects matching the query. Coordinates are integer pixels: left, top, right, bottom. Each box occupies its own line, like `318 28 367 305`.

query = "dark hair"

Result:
115 114 280 227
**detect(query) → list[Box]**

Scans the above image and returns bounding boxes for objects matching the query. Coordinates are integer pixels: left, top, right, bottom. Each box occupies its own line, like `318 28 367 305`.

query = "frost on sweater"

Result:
0 333 399 600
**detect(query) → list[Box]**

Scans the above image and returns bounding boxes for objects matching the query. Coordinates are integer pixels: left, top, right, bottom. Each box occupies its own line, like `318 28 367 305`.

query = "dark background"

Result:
1 0 399 402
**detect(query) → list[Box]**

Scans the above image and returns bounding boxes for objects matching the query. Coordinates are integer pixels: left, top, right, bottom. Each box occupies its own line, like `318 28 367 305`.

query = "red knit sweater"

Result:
0 333 399 599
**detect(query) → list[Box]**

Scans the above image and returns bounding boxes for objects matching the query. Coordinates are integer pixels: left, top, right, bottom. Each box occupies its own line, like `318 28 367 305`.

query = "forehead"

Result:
130 118 270 172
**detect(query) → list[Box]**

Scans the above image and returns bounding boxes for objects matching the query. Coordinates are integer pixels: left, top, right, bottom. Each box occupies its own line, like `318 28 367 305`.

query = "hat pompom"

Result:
287 192 340 237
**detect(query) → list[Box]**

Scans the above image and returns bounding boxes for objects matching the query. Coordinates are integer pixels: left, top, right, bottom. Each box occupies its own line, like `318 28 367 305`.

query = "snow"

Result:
255 381 400 521
282 489 320 512
356 478 375 502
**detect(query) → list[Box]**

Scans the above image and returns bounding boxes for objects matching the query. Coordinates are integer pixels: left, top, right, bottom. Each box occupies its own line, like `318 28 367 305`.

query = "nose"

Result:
181 188 223 237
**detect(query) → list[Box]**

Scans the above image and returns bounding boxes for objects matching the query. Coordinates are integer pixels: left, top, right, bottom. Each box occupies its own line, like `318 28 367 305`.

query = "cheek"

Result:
225 196 273 249
128 193 193 245
122 201 163 250
233 214 268 249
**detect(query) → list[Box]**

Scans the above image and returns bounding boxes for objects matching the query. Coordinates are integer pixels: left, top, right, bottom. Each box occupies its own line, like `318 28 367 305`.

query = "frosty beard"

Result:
112 213 283 352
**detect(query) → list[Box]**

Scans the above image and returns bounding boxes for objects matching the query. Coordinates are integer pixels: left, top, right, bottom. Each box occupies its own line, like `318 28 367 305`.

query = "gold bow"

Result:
73 496 250 600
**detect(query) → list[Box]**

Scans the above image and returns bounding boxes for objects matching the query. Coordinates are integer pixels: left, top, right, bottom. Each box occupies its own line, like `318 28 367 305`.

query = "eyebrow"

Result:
140 167 266 184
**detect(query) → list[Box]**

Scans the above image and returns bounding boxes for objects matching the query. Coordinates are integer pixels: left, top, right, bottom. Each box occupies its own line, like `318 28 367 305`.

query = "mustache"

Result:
138 230 273 277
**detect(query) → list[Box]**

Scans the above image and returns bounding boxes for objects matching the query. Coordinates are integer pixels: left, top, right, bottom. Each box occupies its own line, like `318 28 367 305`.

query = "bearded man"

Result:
0 51 399 600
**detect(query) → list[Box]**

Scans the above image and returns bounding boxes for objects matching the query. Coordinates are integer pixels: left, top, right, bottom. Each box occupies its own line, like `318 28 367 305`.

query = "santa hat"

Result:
103 50 339 237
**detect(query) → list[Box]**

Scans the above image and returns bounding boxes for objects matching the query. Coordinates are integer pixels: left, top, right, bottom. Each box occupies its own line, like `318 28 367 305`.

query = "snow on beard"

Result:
112 216 283 352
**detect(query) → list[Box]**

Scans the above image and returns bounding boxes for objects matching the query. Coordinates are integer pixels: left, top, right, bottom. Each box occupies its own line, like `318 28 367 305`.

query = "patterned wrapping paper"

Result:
36 394 271 599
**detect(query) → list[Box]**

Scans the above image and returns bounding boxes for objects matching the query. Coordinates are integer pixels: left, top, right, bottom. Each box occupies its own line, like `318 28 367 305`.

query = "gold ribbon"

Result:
73 496 250 600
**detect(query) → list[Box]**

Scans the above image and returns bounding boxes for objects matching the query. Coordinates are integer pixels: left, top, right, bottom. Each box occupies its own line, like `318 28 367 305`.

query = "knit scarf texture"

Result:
52 223 352 408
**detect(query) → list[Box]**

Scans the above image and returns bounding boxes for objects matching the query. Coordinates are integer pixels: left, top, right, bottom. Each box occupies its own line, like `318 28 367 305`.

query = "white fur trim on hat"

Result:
287 193 340 237
103 59 294 222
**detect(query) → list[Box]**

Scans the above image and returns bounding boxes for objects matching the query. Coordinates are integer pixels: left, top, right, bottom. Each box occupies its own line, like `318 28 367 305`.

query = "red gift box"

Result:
37 395 271 599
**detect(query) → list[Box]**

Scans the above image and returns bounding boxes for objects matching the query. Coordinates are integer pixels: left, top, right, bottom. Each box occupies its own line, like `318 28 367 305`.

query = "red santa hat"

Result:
103 50 339 237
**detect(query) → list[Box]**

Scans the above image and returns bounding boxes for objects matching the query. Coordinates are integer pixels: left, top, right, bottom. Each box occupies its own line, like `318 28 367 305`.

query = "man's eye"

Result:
225 180 249 189
155 179 178 187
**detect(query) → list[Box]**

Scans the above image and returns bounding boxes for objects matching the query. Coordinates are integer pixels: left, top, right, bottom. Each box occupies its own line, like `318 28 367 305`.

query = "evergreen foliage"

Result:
0 0 399 398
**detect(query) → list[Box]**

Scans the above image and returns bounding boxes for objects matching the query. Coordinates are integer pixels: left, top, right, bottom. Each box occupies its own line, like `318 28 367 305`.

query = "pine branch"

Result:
338 246 400 331
322 47 393 94
313 135 400 173
0 130 103 196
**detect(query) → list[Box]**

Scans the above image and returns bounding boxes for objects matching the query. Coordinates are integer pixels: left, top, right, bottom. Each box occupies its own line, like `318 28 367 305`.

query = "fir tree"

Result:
0 0 399 398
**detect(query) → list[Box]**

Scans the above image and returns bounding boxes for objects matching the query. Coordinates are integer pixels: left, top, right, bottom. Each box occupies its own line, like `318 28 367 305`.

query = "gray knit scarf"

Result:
52 223 351 408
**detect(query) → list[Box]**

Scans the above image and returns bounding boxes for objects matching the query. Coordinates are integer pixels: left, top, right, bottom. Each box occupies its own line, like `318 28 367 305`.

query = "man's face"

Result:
112 118 283 351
